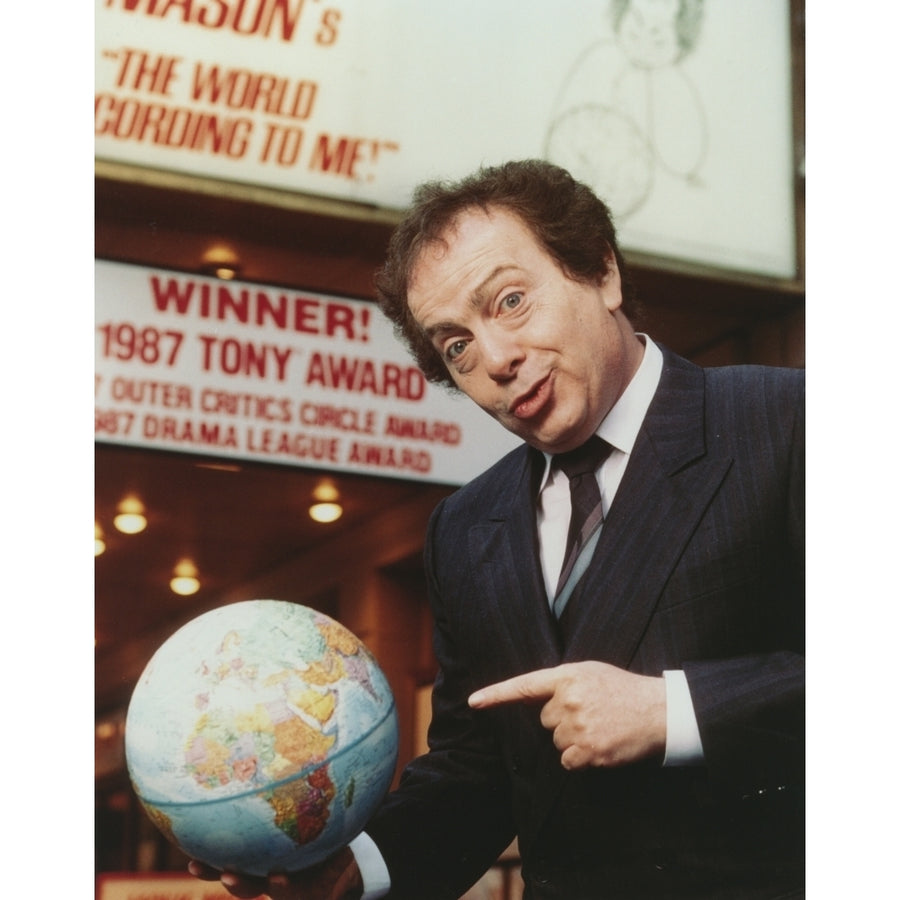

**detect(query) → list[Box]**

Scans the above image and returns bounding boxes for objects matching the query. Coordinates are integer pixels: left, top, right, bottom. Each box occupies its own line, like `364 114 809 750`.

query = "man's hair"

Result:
374 159 638 389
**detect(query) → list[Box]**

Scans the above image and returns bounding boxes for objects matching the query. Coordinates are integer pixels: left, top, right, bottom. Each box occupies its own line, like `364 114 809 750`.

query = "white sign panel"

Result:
95 260 521 484
95 1 798 279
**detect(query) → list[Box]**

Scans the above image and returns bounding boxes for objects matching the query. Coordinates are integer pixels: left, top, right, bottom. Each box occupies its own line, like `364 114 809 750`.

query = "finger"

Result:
539 697 563 730
265 873 298 900
469 668 562 708
220 871 271 899
264 846 360 900
560 744 589 771
329 860 364 899
188 860 221 882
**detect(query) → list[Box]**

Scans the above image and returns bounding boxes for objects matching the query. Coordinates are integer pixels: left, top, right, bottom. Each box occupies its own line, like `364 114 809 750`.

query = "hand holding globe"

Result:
188 845 363 899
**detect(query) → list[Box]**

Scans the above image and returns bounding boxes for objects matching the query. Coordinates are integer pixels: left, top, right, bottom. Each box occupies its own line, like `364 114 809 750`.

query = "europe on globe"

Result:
125 599 399 876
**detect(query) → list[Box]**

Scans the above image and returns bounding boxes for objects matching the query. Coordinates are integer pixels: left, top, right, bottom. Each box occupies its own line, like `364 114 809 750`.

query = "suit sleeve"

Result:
683 368 805 792
364 500 517 900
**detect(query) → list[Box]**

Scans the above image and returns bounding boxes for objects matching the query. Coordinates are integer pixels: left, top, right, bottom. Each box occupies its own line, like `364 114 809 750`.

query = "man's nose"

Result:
480 329 524 381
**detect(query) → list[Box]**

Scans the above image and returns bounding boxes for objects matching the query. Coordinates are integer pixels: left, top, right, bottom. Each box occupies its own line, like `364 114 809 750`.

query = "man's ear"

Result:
598 254 623 313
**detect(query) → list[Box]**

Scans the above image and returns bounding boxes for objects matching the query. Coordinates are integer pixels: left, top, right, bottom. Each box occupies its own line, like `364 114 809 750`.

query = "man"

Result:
194 160 804 899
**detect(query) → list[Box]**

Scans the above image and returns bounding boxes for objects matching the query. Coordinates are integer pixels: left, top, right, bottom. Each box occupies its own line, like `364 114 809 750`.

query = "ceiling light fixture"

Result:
95 522 106 556
113 496 147 534
201 244 242 280
309 479 343 524
95 721 117 740
170 559 200 596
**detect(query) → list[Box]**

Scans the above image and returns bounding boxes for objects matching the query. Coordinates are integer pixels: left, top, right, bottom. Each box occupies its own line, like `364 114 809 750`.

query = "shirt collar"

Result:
538 335 663 487
597 334 662 455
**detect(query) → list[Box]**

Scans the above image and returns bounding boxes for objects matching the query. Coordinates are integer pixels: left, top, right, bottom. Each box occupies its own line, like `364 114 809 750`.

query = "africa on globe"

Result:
124 599 399 876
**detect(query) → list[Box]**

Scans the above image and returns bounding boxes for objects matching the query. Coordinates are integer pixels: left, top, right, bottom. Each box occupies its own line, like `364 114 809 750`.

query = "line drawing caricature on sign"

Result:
545 0 708 221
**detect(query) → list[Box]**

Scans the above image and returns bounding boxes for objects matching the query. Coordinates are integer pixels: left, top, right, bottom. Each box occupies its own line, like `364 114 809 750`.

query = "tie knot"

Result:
552 436 612 480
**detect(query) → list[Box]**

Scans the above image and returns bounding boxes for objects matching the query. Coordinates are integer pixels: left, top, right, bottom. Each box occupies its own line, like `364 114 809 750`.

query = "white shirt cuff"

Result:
662 670 705 766
349 832 391 899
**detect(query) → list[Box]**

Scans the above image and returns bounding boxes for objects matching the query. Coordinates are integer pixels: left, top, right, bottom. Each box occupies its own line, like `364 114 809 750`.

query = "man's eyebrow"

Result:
422 265 519 341
468 265 518 308
422 320 461 341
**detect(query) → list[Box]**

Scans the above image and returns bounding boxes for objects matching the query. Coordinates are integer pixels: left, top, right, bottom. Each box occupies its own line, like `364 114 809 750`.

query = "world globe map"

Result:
125 600 399 876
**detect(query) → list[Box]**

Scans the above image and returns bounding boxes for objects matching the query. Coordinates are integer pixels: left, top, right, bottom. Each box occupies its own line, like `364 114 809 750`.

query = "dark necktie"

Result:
552 435 612 611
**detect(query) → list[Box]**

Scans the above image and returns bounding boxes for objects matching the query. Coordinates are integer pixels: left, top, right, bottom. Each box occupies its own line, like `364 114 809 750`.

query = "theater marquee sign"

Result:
95 0 799 279
95 260 520 484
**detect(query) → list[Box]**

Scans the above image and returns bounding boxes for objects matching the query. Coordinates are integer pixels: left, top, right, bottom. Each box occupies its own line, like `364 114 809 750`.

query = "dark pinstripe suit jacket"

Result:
367 348 804 900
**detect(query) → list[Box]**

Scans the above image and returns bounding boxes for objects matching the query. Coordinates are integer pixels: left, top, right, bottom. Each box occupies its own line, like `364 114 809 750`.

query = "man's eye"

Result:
502 292 523 310
446 339 468 361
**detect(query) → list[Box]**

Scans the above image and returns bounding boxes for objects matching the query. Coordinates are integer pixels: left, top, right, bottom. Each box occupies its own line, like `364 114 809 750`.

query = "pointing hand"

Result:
469 661 666 770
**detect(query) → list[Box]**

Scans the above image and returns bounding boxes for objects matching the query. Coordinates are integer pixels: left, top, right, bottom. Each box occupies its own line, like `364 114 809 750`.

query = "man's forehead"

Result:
410 205 530 273
418 206 484 255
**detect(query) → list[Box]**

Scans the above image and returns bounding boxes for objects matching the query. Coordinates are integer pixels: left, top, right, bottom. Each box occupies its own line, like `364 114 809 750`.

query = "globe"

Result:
124 599 399 876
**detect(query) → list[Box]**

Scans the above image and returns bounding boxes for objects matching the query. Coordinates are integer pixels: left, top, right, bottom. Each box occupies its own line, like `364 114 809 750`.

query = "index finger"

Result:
469 668 562 709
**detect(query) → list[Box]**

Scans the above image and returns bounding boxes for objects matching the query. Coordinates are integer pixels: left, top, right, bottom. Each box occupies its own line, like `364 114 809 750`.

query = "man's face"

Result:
408 207 643 454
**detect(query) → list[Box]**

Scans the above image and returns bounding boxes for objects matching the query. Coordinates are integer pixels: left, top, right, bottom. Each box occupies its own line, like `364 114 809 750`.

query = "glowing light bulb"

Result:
309 501 343 523
201 244 241 280
170 559 200 596
309 479 342 523
95 522 106 557
114 496 147 534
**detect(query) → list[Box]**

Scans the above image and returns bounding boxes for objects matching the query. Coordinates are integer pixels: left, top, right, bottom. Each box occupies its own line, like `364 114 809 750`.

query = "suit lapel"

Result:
562 350 731 666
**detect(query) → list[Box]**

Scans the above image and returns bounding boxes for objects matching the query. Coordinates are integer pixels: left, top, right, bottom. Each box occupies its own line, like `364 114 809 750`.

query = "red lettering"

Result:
245 427 340 461
383 415 462 445
190 64 315 117
144 277 372 344
316 8 341 45
196 0 230 28
298 402 377 434
198 335 293 381
104 0 318 43
189 62 232 104
325 303 355 339
141 414 239 448
305 352 425 399
150 276 194 314
200 388 292 422
95 94 252 157
308 133 365 178
346 441 431 474
293 297 321 334
97 321 185 366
